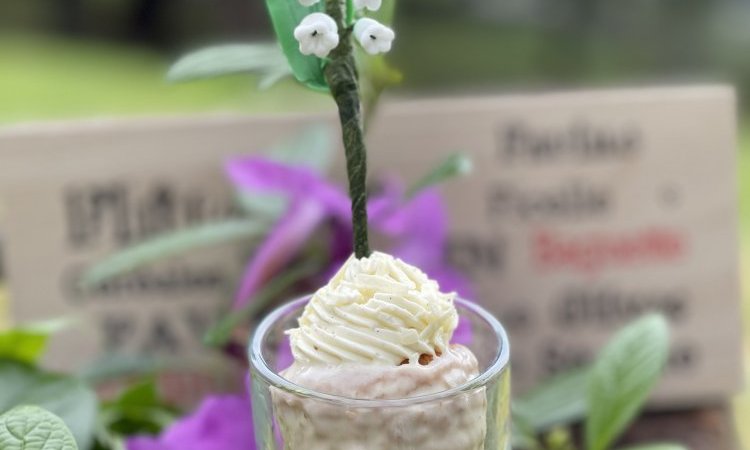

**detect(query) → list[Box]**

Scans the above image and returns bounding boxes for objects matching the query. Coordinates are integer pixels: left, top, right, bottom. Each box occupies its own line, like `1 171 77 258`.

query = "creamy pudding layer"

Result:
276 346 486 450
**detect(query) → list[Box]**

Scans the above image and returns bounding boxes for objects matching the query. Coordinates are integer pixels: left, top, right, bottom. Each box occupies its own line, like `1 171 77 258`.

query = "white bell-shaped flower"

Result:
353 0 382 11
294 13 340 58
298 0 320 5
353 18 395 55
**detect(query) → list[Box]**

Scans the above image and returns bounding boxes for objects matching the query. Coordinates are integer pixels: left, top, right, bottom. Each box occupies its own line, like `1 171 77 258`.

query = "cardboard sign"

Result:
0 86 742 405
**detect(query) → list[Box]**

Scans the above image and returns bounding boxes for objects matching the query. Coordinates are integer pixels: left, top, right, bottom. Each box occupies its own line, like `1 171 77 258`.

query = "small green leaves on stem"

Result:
166 44 291 87
585 314 670 450
265 0 329 90
203 259 324 346
80 219 269 288
406 154 473 199
0 406 79 450
324 0 371 258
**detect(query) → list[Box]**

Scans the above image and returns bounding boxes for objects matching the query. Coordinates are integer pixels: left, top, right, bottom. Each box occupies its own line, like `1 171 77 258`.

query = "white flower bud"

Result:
298 0 320 5
353 18 395 55
294 13 340 58
353 0 382 11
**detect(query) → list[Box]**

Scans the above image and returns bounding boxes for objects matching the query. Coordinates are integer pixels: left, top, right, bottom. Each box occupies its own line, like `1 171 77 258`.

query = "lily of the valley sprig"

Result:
288 0 396 258
294 2 395 57
164 0 399 259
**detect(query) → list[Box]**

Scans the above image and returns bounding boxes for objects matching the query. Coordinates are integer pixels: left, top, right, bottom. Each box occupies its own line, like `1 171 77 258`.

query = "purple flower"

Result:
225 157 474 307
126 396 255 450
226 157 349 307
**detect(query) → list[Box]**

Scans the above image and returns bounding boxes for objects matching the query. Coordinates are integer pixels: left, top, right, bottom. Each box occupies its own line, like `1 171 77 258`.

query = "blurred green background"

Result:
0 0 748 446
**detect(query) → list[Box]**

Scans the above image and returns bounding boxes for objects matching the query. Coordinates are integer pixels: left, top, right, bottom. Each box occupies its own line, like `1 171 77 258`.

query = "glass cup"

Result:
249 296 511 450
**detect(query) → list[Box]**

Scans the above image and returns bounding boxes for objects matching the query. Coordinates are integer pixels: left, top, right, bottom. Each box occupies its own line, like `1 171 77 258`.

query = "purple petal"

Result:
421 264 476 300
126 437 166 450
126 396 255 450
452 315 474 346
275 335 294 372
225 157 350 218
234 200 326 308
371 185 447 263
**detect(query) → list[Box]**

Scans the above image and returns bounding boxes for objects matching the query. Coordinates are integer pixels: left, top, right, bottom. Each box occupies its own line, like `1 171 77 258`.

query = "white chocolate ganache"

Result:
274 252 487 450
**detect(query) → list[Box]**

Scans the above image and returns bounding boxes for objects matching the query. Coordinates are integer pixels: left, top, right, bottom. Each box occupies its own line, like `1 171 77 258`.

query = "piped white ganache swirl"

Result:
288 251 459 365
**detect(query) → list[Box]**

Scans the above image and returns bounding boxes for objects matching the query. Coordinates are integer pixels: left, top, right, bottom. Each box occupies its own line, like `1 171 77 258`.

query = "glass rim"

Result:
249 295 511 408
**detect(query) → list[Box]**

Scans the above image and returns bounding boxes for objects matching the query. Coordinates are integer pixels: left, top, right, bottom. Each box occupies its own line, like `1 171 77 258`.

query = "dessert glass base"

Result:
249 296 511 450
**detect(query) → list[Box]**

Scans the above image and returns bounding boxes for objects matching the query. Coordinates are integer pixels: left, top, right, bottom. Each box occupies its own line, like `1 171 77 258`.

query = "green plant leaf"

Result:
99 380 177 437
79 354 161 383
268 124 335 173
0 405 78 450
81 219 269 288
514 366 590 431
167 43 291 84
511 411 541 449
264 0 328 90
586 315 670 450
0 330 48 364
406 154 473 198
617 444 687 450
0 318 72 364
0 361 96 450
204 258 324 346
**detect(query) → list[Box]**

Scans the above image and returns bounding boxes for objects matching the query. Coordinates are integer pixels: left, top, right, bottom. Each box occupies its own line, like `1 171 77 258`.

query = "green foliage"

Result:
0 361 97 450
514 366 589 432
79 354 162 384
0 329 48 364
167 44 292 89
264 0 328 91
406 154 473 198
0 405 79 450
585 315 670 450
204 258 324 346
267 124 335 173
513 314 675 450
617 445 687 450
0 319 71 364
98 380 177 437
81 219 269 288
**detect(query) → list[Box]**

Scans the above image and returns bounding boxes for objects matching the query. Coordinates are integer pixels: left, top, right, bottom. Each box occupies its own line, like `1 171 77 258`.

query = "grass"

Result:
0 33 331 124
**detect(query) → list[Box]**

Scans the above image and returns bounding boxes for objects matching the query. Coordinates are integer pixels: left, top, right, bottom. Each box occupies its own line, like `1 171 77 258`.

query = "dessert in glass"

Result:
249 251 511 449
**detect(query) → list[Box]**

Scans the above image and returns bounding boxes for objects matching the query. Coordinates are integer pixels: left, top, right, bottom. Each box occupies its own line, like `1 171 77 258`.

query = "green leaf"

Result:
0 330 48 364
0 318 72 364
586 315 670 450
99 380 177 437
204 259 324 346
235 124 334 216
167 43 291 84
514 366 590 431
264 0 328 90
81 219 269 288
406 154 473 198
79 354 161 384
511 411 541 449
0 361 96 450
268 124 335 173
0 405 78 450
617 444 687 450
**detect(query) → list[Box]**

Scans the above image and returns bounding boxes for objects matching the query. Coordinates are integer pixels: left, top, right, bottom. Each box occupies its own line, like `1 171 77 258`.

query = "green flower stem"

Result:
325 0 371 258
345 0 355 26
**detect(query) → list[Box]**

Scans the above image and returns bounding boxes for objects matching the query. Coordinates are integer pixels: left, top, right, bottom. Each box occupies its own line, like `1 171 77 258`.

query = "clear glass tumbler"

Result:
249 296 511 450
